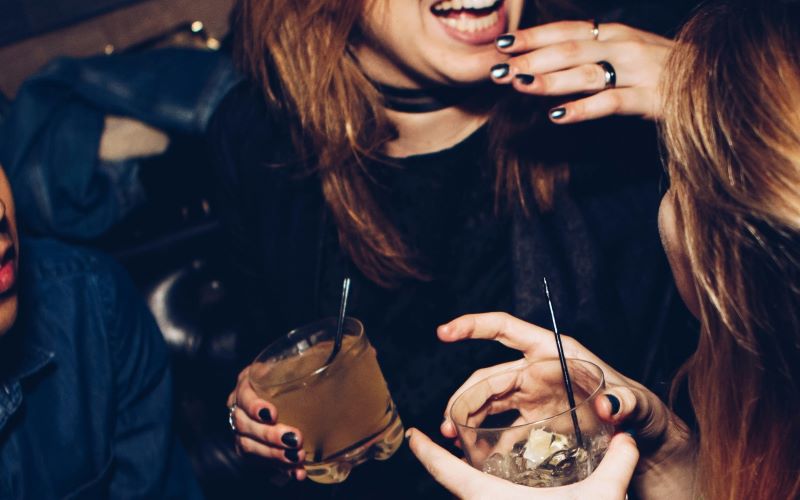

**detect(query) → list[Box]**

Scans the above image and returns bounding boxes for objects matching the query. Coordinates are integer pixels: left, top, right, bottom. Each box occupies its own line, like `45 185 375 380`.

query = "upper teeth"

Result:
439 11 499 32
433 0 500 11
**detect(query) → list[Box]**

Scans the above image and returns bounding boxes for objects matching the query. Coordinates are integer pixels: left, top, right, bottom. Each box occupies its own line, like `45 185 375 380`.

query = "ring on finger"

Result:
590 19 600 41
228 403 238 432
596 60 616 89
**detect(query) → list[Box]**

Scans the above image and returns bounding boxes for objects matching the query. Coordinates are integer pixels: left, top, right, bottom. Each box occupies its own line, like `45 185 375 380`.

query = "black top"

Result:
207 82 696 499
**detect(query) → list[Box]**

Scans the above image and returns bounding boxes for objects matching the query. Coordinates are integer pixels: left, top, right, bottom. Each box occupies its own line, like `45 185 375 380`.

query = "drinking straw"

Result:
543 278 584 449
326 277 352 366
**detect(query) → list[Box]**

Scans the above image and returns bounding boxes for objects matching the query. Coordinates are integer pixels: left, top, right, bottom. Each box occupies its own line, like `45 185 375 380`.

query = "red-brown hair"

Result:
662 1 800 498
234 0 581 287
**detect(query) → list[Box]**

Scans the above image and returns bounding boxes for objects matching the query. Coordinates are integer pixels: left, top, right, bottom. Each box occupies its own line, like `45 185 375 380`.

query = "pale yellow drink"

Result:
249 318 403 483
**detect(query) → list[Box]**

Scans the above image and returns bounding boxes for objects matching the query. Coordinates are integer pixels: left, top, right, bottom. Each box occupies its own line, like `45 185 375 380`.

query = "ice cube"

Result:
522 428 570 466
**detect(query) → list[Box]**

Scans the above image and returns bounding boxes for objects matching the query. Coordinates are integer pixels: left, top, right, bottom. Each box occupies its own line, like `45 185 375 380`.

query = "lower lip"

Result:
433 3 508 46
0 259 16 295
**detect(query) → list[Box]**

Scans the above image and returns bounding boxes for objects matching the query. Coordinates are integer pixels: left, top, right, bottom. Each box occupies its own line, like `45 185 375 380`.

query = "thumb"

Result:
406 428 499 499
595 385 673 445
587 433 639 498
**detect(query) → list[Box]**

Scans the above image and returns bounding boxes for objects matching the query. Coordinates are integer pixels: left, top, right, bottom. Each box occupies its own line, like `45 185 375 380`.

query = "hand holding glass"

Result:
249 317 404 483
450 358 612 487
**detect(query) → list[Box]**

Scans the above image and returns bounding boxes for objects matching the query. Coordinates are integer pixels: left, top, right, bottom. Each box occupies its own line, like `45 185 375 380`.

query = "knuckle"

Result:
582 65 602 87
510 56 532 75
606 92 623 113
560 40 582 59
535 75 551 94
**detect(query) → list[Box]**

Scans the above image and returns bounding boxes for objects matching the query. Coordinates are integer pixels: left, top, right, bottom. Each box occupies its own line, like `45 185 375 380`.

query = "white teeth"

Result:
433 0 499 12
441 11 498 32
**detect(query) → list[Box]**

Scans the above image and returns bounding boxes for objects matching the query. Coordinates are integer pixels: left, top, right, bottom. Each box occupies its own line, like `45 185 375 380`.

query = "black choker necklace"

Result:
371 80 478 113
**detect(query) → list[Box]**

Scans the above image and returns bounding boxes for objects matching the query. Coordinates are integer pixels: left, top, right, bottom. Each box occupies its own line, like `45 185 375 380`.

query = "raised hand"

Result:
490 21 672 122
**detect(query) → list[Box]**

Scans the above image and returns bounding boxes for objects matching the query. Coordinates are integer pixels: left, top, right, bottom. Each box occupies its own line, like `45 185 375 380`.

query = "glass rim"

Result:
450 358 606 432
248 316 365 389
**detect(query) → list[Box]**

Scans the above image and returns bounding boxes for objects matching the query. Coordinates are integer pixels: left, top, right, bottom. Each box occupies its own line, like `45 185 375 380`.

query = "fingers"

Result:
547 87 656 124
438 312 559 356
442 359 526 436
510 63 611 95
407 428 510 499
498 21 670 53
229 366 305 467
231 405 303 449
594 386 672 443
586 433 639 497
235 433 306 466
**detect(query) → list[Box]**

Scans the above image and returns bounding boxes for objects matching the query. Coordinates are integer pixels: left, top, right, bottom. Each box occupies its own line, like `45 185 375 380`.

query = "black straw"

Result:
326 277 351 366
543 278 584 449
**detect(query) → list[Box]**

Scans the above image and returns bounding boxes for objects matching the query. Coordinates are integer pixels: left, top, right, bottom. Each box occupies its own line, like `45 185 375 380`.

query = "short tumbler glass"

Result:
248 317 404 484
451 358 612 487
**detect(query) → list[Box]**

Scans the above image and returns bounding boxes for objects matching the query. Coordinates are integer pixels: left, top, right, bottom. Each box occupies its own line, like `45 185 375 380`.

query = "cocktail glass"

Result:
249 317 404 483
451 358 612 487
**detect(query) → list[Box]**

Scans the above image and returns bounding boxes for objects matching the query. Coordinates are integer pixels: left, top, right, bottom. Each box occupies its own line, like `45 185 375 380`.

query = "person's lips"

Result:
0 241 17 295
430 0 507 45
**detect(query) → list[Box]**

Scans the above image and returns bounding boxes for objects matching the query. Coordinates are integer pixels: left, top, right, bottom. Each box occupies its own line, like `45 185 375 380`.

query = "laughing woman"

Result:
210 0 694 497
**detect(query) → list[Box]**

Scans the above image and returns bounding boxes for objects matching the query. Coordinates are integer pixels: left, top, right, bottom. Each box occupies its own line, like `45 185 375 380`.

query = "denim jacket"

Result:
0 48 241 240
0 238 203 499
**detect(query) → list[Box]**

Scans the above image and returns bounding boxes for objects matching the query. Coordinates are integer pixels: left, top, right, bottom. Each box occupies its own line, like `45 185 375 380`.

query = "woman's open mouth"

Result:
430 0 507 45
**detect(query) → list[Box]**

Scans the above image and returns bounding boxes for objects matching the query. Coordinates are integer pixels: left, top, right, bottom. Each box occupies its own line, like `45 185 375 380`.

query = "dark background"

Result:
0 0 142 46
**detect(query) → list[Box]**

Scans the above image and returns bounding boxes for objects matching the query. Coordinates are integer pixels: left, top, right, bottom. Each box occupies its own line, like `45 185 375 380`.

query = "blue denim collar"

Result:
0 338 55 431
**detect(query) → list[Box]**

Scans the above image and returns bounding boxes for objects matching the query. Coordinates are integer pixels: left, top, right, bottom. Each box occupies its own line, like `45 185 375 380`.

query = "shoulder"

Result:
20 237 128 286
19 237 153 339
207 79 300 186
207 79 291 157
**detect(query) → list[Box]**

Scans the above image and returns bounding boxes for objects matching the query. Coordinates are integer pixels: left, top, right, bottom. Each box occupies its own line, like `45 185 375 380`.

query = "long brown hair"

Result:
234 0 581 287
662 1 800 498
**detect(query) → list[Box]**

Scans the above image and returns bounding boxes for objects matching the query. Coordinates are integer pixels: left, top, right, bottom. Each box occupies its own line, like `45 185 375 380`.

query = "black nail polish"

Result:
258 408 272 423
281 432 299 448
490 63 509 79
606 394 621 415
496 34 515 48
621 426 637 439
285 448 300 463
515 74 534 85
550 107 567 120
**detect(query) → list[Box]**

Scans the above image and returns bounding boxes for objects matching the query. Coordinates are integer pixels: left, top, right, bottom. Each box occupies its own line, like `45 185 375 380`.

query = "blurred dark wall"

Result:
0 0 145 46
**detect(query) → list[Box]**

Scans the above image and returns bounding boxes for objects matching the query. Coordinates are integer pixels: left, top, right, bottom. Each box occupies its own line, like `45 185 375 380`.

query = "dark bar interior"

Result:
1 0 798 498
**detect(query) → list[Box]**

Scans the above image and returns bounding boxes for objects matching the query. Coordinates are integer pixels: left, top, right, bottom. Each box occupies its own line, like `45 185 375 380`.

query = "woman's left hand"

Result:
491 21 673 122
407 428 638 500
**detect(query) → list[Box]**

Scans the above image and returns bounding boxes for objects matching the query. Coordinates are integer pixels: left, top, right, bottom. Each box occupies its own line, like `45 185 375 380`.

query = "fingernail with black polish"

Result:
621 427 637 439
550 107 567 120
496 34 515 48
281 432 298 448
258 408 272 423
285 448 300 463
515 74 535 85
490 63 509 79
606 394 621 415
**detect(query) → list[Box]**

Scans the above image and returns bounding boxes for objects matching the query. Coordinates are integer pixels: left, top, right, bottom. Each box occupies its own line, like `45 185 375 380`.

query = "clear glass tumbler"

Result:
249 317 404 483
451 358 612 487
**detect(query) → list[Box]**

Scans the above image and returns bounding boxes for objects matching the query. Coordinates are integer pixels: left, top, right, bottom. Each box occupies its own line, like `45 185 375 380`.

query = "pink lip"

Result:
0 259 16 295
433 2 508 46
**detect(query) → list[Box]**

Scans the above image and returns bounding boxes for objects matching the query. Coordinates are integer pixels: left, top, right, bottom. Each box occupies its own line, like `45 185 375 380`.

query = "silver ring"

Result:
597 60 616 89
228 403 238 432
591 20 600 41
